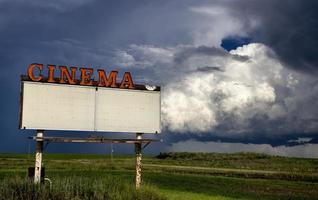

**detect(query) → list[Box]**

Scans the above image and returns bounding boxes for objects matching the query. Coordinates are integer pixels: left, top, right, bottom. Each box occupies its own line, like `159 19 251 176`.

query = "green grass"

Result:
144 171 318 200
154 152 318 173
0 175 166 200
0 152 317 200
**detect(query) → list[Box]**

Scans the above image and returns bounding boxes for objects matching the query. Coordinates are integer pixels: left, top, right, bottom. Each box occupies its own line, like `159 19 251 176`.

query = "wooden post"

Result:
135 133 142 189
34 130 44 184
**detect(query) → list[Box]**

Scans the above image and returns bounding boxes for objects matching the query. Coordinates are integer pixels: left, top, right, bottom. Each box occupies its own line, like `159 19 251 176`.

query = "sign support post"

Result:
28 135 158 188
34 130 44 184
135 133 142 189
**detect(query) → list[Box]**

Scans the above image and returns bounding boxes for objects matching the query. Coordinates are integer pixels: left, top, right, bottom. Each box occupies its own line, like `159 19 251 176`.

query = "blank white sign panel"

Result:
20 81 161 133
95 88 160 133
21 82 95 131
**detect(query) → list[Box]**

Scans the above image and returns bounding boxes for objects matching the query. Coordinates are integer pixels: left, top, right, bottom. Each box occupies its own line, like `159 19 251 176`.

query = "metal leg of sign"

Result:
111 142 113 164
34 130 44 184
135 133 142 189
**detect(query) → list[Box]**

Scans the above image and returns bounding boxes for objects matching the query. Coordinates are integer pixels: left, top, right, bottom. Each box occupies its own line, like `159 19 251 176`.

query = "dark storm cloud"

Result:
196 66 224 72
225 0 318 73
174 46 249 65
174 46 228 63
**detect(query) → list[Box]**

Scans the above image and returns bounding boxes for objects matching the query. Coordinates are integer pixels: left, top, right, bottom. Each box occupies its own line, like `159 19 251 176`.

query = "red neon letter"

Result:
47 65 56 83
59 66 77 84
120 72 134 89
27 63 43 81
80 68 94 86
97 70 118 87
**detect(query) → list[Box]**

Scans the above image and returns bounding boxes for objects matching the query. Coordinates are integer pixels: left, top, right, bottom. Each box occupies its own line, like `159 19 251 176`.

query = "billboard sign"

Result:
20 64 161 133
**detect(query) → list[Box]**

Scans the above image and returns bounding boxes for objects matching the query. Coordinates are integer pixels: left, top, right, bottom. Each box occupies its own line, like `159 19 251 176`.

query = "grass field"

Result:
0 152 317 199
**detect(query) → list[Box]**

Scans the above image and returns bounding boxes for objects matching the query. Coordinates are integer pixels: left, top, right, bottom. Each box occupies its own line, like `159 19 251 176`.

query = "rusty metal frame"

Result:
18 80 25 129
142 141 151 150
29 136 158 144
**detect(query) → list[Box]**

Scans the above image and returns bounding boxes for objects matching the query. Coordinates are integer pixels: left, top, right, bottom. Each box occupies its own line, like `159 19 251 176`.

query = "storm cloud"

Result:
115 43 318 140
223 0 318 73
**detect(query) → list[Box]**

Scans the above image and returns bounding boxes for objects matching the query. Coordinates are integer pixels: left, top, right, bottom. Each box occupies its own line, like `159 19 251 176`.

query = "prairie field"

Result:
0 152 317 200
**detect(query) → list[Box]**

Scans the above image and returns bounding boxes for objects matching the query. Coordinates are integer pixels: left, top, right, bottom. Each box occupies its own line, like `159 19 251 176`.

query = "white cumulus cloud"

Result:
114 42 318 138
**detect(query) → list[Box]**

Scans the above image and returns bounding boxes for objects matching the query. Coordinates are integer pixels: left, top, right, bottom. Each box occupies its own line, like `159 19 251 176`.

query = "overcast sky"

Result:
0 0 318 158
